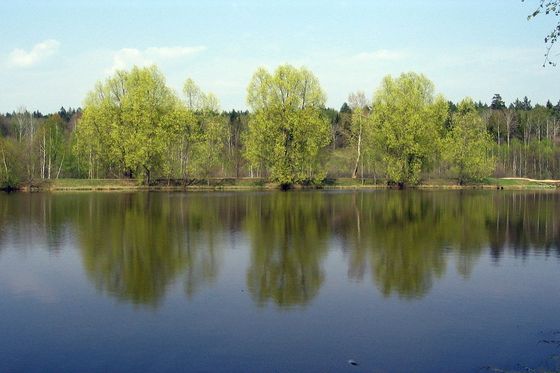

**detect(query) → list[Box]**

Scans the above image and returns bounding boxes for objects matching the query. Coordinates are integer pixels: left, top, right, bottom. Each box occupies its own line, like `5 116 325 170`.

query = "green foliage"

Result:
369 72 448 185
182 79 228 180
443 98 495 183
244 64 331 185
39 114 66 179
348 91 371 178
3 64 560 185
75 65 185 182
0 137 21 188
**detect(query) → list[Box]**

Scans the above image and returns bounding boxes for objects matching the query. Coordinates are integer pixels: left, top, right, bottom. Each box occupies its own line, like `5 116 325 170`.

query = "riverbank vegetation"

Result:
1 64 560 190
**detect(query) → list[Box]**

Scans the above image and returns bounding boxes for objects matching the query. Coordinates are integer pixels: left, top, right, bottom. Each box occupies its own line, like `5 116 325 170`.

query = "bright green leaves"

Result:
369 72 448 186
72 65 506 186
76 66 180 182
443 98 495 183
245 64 330 185
181 78 228 180
183 78 220 113
76 67 229 183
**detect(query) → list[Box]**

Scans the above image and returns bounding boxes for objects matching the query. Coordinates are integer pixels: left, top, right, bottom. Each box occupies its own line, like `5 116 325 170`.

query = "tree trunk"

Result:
56 153 65 179
352 127 362 179
0 143 8 179
41 131 46 179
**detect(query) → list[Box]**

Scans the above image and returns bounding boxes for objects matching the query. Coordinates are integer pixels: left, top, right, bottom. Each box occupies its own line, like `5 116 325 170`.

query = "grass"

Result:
29 178 273 191
11 176 560 192
37 178 140 191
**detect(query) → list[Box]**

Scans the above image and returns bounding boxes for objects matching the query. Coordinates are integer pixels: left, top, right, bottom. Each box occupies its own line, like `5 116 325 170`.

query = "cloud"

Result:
8 39 60 67
350 49 405 62
110 45 206 72
111 48 147 71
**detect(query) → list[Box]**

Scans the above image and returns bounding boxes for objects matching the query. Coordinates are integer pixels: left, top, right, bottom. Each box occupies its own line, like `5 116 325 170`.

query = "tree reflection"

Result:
76 193 230 306
1 190 560 306
77 194 187 306
245 192 329 308
334 191 498 298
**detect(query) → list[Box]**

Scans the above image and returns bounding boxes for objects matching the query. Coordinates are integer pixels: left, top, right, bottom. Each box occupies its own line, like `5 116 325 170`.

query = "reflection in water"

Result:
336 192 492 298
77 194 189 306
0 190 559 306
245 192 328 307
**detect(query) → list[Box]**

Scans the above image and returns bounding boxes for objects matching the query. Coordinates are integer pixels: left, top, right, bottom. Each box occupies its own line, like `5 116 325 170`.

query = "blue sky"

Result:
1 0 559 113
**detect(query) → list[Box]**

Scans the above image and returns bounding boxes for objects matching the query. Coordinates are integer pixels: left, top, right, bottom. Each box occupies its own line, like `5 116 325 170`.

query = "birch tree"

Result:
348 91 369 179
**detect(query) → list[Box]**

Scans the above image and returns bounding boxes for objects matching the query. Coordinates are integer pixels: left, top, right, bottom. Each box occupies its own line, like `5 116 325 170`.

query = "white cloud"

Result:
111 48 147 71
8 39 60 67
350 49 405 62
109 45 206 72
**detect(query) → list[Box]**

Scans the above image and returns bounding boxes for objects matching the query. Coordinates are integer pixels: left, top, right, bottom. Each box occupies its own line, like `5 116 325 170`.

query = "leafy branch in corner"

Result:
523 0 560 66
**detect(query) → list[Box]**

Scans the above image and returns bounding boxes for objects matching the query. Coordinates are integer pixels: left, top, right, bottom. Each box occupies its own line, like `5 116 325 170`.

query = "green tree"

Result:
369 72 448 186
0 137 20 188
75 65 183 182
348 91 370 179
13 107 38 181
490 93 506 110
444 98 495 184
159 104 196 181
39 114 66 179
182 79 228 180
244 65 331 185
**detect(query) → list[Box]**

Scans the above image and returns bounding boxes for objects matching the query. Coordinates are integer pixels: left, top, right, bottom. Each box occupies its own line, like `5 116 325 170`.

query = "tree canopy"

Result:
75 65 185 182
369 72 448 186
244 64 331 185
444 98 496 183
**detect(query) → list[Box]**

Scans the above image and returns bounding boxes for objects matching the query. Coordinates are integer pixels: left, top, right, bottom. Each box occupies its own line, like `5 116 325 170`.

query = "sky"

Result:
1 0 559 113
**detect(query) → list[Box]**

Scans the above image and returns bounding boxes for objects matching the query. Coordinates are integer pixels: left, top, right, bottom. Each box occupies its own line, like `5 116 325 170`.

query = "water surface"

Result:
1 190 559 372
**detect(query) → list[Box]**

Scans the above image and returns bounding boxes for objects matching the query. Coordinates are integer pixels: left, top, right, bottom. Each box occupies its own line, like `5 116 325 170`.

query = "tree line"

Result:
1 64 560 188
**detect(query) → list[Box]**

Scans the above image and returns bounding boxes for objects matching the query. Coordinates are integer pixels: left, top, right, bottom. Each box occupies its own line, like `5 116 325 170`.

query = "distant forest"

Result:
1 64 560 188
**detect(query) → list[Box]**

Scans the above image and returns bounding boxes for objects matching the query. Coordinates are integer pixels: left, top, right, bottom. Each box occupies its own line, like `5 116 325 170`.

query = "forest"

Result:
1 64 560 189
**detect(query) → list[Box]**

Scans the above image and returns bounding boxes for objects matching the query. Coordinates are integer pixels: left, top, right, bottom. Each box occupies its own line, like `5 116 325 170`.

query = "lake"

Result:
1 190 559 372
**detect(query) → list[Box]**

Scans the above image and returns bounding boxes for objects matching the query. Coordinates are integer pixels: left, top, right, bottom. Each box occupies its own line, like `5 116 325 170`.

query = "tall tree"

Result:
39 114 66 179
75 65 183 182
491 93 506 110
444 98 495 184
182 78 228 180
13 107 38 181
244 65 331 185
369 72 448 186
348 91 369 178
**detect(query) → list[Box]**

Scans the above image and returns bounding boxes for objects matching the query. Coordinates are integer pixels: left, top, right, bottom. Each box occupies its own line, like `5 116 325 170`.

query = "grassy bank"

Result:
6 177 559 192
20 178 274 192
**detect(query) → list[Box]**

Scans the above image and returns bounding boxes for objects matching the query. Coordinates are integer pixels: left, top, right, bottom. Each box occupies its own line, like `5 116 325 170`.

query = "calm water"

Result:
1 190 560 373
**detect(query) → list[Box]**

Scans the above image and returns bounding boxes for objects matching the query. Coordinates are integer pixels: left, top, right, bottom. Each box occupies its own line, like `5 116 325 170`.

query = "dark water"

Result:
1 190 560 373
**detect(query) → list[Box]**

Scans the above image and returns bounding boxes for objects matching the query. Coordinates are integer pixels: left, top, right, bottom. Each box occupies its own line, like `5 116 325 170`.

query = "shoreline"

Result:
3 177 559 192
